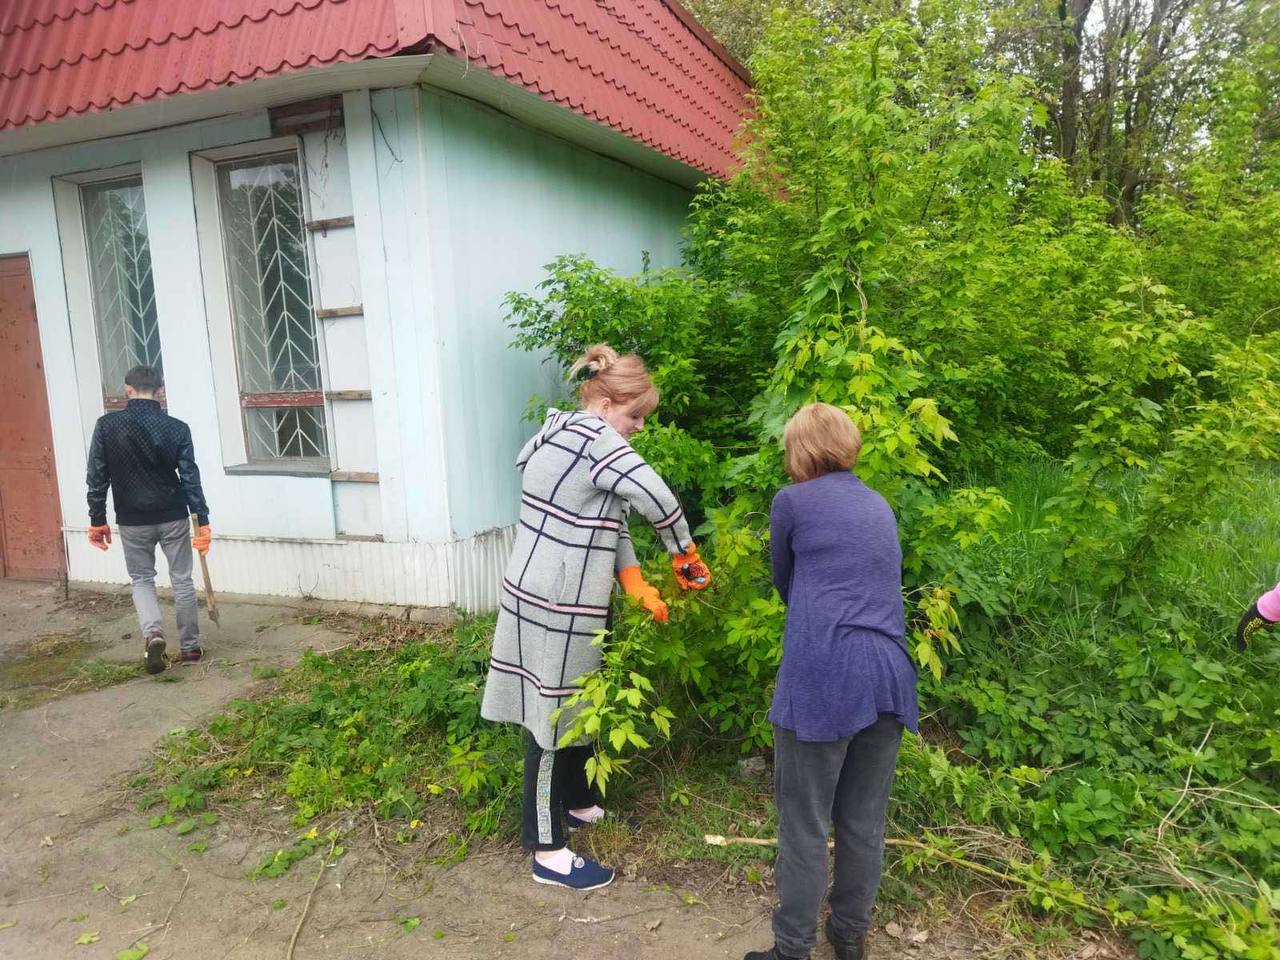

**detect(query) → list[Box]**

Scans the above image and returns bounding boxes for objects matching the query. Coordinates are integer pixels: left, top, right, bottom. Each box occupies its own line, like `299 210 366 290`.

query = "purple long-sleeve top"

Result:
769 470 919 741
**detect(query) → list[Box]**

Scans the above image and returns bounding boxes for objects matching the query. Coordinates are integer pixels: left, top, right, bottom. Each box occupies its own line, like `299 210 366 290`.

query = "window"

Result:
80 176 161 403
215 152 327 461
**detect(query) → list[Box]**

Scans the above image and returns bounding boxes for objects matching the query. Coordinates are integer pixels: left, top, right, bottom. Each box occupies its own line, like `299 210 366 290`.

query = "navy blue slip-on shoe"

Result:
565 810 641 832
531 855 615 891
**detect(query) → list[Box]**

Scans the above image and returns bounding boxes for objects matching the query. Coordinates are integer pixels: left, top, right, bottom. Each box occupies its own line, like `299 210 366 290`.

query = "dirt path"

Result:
0 581 991 960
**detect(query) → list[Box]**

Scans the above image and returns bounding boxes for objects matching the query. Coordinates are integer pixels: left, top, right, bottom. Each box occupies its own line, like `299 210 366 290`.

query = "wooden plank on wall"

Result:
331 470 379 483
315 305 362 319
325 390 372 401
306 216 355 234
240 391 324 408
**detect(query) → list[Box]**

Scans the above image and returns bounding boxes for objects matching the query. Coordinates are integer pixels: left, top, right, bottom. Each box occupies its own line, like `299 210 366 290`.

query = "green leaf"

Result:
174 819 198 836
399 916 421 932
201 812 219 825
0 921 16 930
75 933 100 945
115 943 150 960
271 899 287 910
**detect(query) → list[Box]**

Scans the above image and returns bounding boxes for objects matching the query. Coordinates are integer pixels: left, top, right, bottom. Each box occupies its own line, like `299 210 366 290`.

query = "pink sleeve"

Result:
1257 581 1280 622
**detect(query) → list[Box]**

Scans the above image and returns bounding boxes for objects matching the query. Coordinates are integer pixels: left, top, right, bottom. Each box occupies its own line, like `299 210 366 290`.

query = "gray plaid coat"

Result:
481 408 694 749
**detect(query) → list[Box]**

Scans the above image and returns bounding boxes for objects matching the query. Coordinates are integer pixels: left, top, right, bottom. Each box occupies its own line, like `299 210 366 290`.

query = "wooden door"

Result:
0 255 65 579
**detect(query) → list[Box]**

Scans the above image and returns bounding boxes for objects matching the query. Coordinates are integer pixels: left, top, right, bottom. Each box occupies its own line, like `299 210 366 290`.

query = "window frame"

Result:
52 162 165 413
191 137 334 471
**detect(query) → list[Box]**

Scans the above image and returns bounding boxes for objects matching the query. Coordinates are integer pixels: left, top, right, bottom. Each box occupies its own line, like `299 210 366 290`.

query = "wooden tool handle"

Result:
191 513 219 625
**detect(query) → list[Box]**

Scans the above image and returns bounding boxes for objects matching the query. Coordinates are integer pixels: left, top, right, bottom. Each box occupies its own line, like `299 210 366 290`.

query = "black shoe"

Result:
744 947 808 960
825 917 868 960
144 635 167 675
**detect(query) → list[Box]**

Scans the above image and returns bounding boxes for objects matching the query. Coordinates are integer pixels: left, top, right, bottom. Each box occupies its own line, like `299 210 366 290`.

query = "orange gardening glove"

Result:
618 565 669 623
672 544 711 591
191 525 212 556
88 524 111 551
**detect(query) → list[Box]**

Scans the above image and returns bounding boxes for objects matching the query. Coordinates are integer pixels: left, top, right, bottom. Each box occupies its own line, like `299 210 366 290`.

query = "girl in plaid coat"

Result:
481 344 711 890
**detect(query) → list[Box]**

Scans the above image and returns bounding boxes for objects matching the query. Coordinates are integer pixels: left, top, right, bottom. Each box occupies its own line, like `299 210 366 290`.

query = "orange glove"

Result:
672 544 711 591
191 525 211 556
618 565 669 623
88 524 111 551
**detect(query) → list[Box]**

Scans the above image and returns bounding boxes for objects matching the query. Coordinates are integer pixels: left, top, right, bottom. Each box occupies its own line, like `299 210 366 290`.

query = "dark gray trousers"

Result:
772 715 903 958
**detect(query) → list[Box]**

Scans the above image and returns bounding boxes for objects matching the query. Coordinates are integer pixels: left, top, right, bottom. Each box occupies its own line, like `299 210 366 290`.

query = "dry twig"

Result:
157 865 191 944
287 834 338 960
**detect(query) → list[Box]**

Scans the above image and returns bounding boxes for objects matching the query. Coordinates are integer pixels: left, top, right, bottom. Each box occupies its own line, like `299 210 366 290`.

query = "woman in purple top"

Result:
746 403 918 960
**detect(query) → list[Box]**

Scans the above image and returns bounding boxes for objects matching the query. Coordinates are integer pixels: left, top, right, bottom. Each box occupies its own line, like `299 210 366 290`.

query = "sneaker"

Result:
531 854 615 891
176 647 204 665
565 809 641 832
144 635 167 675
824 916 868 960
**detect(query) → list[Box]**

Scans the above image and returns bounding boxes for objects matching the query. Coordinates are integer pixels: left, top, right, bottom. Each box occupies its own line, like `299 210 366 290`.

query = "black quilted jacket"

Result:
86 399 210 527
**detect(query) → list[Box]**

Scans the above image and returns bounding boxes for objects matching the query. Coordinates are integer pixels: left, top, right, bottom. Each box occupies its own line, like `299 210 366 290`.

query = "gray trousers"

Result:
119 520 201 652
772 716 904 958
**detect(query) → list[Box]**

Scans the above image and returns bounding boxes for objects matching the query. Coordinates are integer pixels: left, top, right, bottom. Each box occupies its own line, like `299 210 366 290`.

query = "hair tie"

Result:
581 366 598 380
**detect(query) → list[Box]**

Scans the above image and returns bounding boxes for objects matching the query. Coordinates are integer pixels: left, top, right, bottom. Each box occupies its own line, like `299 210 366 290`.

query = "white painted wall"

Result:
345 88 453 545
0 80 696 608
415 89 692 539
0 114 339 570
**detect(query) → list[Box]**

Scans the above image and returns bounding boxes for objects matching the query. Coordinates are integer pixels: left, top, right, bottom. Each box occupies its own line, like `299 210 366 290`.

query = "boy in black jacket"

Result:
86 365 211 674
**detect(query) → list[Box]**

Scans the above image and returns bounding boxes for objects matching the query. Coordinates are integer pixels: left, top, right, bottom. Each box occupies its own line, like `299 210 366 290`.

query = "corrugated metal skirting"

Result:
65 525 517 613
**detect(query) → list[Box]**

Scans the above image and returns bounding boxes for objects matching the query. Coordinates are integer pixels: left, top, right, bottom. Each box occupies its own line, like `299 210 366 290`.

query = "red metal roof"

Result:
0 0 750 177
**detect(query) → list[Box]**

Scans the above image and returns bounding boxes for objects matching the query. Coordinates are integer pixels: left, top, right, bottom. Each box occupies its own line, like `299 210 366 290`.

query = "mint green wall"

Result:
417 89 693 539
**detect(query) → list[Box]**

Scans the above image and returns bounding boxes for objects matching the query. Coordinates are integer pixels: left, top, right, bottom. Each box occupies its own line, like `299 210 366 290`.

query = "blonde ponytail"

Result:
567 344 619 381
570 343 659 414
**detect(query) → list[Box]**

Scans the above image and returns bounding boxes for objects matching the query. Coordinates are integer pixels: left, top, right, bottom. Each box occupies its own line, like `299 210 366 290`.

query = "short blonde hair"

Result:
783 403 862 483
568 343 659 416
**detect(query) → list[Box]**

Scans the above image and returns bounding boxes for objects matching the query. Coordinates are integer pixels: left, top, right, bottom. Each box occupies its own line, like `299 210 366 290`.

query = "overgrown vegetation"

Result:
506 5 1280 957
150 2 1280 956
151 618 521 842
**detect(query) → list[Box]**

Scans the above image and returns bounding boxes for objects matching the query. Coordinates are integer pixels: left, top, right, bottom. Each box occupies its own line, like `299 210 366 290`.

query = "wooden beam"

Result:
305 215 355 234
239 391 324 408
315 305 362 319
324 390 372 401
330 470 379 483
